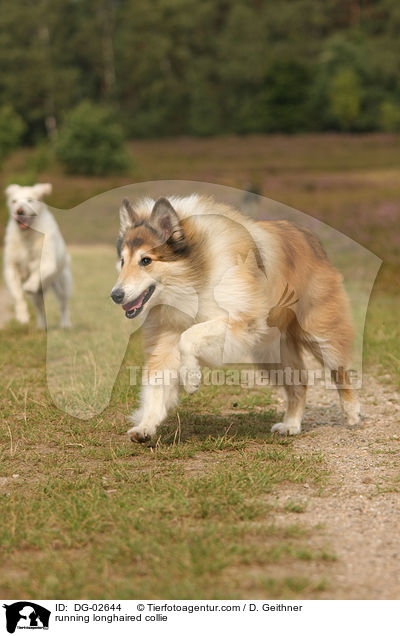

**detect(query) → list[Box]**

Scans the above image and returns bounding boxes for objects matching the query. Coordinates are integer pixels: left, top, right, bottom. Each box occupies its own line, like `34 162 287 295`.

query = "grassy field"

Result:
0 134 399 599
0 248 334 599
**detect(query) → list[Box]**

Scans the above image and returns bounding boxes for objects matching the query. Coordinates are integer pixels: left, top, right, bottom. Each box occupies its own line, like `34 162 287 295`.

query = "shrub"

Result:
0 105 26 163
55 101 129 175
378 101 400 132
328 68 362 131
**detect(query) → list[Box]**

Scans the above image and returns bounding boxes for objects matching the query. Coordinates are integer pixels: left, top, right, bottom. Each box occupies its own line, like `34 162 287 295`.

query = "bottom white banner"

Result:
1 599 398 636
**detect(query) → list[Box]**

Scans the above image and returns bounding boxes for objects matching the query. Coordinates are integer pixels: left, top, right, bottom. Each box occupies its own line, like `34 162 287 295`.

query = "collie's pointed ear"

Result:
150 198 184 244
236 254 244 266
244 249 258 270
120 198 137 233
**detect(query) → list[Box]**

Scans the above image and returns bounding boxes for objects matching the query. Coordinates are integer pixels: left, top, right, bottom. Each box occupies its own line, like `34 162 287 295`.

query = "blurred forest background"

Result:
2 0 400 145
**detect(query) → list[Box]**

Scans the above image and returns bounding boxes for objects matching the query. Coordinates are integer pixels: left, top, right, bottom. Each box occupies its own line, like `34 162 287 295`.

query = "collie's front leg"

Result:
179 319 228 393
127 380 179 442
127 334 180 443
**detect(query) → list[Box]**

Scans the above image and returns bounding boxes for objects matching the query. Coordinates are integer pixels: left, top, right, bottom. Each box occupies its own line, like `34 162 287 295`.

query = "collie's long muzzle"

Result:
121 285 156 319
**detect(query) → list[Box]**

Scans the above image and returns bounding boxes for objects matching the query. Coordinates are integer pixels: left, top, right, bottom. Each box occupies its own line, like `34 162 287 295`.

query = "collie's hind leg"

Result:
271 337 307 435
305 336 361 428
332 369 361 427
271 383 307 435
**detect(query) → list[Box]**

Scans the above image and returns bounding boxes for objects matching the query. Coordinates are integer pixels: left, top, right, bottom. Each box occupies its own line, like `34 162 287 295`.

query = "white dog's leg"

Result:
52 264 72 328
3 262 29 324
127 333 181 442
39 235 65 293
40 262 58 291
29 292 46 329
22 271 41 295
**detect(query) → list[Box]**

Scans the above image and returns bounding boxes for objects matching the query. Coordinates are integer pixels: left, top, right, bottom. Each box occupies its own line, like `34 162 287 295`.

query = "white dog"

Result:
3 183 71 328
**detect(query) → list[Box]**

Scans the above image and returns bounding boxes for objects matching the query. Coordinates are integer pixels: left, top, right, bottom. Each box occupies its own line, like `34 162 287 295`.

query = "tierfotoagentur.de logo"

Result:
2 603 51 634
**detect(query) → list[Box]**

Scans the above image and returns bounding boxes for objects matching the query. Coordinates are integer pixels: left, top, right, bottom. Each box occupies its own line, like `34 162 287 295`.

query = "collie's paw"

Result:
127 425 152 443
346 414 362 428
180 366 202 394
346 414 361 427
271 421 301 435
345 402 361 427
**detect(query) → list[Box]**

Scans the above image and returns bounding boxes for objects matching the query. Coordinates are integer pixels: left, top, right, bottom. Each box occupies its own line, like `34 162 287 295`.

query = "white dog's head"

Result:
5 183 52 230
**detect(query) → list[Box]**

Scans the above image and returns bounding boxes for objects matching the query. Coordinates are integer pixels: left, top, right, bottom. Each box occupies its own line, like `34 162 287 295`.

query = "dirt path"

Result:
0 285 12 328
271 373 400 599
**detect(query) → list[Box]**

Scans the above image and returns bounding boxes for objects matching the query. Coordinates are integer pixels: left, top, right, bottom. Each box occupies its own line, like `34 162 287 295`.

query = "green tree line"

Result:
1 0 400 141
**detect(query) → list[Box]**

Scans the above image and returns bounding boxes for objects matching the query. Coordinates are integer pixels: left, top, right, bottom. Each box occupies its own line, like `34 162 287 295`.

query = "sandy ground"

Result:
272 374 400 599
1 285 399 599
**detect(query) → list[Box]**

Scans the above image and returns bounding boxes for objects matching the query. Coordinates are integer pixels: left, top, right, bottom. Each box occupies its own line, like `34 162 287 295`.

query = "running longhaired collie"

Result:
111 195 360 442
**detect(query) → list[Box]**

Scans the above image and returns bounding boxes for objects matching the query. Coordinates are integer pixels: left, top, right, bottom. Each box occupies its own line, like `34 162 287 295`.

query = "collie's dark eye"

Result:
139 256 152 266
120 257 124 267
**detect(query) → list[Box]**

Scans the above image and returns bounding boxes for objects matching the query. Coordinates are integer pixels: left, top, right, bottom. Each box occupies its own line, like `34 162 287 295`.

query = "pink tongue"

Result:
14 215 33 227
123 291 146 312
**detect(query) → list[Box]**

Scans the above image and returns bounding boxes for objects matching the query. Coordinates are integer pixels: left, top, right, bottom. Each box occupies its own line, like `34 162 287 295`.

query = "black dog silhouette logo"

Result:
3 602 51 633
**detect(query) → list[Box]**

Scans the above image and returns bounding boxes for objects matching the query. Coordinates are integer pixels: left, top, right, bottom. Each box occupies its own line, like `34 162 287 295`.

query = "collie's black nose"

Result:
17 208 24 215
111 288 125 304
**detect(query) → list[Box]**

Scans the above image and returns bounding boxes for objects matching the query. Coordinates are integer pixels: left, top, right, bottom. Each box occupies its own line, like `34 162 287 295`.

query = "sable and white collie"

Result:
3 183 71 328
111 195 360 441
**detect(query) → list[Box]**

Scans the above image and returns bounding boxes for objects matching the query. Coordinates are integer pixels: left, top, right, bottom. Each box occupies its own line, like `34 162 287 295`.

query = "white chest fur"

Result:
8 222 44 282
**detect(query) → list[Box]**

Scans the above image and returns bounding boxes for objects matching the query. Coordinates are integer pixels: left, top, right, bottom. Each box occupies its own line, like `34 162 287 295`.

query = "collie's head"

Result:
111 197 195 319
5 183 52 231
